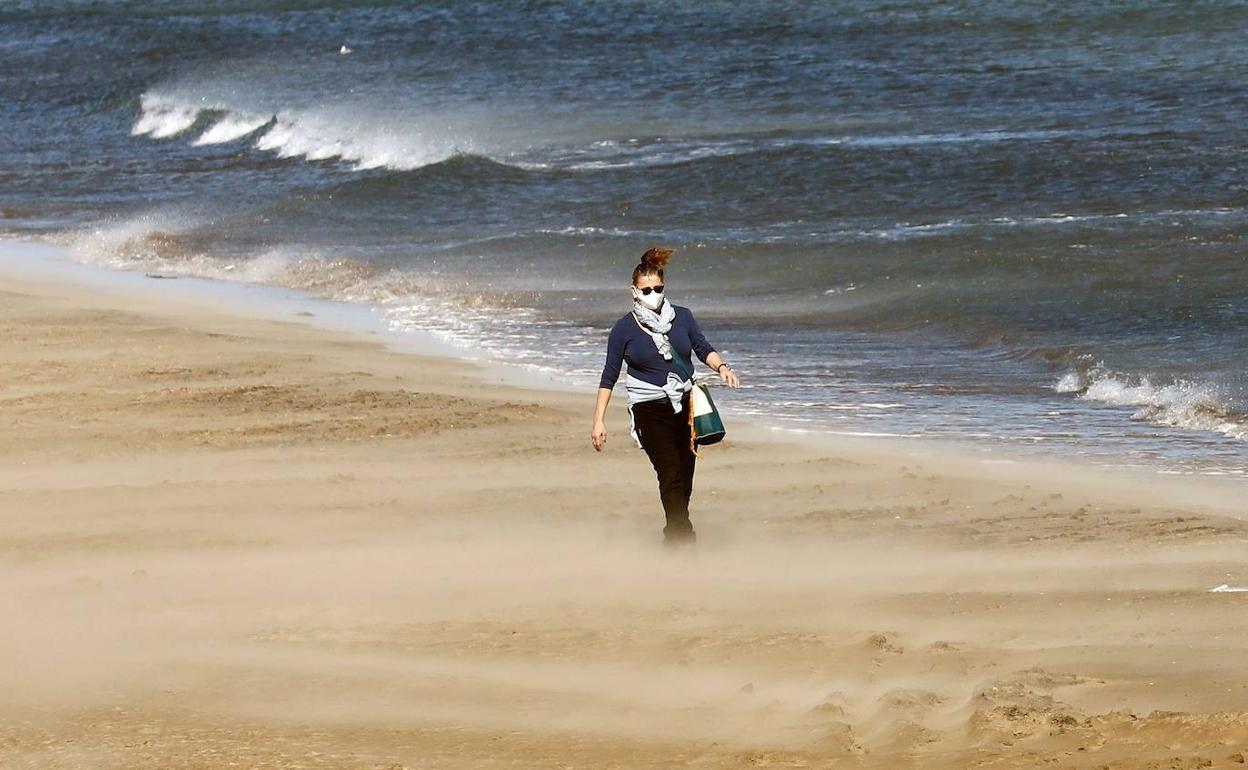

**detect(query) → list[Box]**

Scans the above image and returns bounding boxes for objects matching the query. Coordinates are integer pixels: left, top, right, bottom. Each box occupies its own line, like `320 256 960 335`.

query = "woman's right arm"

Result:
591 387 612 451
591 321 624 449
594 323 624 451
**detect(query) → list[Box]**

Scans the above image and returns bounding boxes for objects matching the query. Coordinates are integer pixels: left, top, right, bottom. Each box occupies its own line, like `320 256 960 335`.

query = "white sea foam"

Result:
536 225 642 238
255 107 466 169
69 211 338 285
1056 368 1247 441
1054 371 1084 393
67 210 201 266
193 113 270 145
132 88 1207 184
131 93 201 139
134 90 473 171
63 211 553 365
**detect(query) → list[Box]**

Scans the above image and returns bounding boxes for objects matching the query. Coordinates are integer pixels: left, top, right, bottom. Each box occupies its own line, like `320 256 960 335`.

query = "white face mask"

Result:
633 286 664 311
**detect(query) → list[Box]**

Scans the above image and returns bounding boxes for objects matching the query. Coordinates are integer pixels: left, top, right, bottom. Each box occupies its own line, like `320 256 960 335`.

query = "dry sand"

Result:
2 251 1247 769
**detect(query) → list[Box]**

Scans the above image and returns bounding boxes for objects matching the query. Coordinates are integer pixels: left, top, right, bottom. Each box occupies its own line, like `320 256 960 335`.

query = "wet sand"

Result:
2 249 1247 769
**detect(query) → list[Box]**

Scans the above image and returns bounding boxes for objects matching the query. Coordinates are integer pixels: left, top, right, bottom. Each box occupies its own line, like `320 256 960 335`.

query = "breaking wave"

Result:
192 113 272 146
132 91 481 171
133 89 1194 178
130 97 201 139
1056 366 1248 441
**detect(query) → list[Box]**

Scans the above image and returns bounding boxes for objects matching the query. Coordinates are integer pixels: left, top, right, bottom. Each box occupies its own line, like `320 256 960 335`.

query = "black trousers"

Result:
631 395 697 542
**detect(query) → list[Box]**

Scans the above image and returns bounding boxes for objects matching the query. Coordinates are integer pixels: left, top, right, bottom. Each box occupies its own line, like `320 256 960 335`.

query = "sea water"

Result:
2 1 1245 476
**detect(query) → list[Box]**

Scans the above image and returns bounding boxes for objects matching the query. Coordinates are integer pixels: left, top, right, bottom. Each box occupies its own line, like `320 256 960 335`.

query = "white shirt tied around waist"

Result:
624 371 692 448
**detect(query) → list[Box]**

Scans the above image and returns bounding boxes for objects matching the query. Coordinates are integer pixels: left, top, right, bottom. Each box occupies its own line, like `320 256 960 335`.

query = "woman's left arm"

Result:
688 312 740 389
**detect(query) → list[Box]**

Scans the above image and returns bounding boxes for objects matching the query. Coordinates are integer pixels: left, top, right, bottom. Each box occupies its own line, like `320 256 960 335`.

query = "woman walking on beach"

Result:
591 248 740 545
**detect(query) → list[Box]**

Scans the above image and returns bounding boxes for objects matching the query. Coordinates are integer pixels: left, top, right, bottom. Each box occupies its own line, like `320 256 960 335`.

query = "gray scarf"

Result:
631 297 676 360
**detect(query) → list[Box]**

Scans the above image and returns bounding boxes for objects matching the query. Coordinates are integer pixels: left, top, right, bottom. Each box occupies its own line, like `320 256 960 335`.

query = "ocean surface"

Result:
3 0 1246 476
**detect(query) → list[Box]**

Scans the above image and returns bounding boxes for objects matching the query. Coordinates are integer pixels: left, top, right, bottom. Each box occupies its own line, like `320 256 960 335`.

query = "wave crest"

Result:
132 91 478 171
131 94 201 139
1056 366 1247 441
193 113 272 146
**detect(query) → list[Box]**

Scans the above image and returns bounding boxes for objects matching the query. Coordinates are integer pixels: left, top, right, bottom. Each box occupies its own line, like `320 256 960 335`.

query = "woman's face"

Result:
632 273 665 309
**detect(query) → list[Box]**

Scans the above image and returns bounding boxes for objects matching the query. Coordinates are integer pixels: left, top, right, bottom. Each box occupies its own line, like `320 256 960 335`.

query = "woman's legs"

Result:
632 399 697 543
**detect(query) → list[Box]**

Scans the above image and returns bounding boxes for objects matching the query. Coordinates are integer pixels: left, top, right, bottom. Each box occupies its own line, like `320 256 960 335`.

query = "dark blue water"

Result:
2 1 1247 475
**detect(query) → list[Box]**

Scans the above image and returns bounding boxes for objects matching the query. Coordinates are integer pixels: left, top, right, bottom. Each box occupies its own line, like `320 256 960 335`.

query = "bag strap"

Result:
669 345 696 381
687 393 700 458
632 312 694 380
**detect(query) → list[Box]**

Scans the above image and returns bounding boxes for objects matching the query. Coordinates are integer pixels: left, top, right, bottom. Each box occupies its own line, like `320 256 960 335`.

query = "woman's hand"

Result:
591 420 607 451
718 365 741 389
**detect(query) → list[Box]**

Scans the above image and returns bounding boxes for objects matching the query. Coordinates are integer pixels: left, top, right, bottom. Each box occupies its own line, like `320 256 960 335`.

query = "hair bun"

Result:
640 247 673 269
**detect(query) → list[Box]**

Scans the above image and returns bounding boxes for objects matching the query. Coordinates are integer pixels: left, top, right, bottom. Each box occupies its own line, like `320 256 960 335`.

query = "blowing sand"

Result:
2 252 1247 769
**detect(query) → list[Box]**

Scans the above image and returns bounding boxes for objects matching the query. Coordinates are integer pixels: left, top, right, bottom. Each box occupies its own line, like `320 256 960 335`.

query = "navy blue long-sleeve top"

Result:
599 305 717 389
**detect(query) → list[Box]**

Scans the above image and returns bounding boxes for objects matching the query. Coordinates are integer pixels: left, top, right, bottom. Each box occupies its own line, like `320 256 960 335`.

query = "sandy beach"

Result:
2 246 1247 769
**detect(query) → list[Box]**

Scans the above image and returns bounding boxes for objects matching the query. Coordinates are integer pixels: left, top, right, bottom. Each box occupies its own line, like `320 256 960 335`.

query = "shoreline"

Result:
3 238 1248 768
3 235 1242 508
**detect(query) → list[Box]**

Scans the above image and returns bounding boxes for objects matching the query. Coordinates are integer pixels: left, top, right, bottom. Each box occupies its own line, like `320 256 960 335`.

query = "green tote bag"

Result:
670 345 726 447
689 381 726 446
